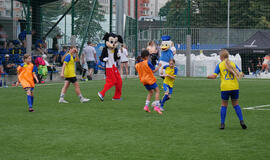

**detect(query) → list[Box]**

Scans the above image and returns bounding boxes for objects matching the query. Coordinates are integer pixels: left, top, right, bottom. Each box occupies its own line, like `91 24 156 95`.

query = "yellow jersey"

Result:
163 65 178 88
64 53 77 78
214 61 241 91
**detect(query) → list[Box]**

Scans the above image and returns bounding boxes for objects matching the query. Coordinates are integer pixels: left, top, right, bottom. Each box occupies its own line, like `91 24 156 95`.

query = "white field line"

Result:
243 104 270 110
0 77 267 89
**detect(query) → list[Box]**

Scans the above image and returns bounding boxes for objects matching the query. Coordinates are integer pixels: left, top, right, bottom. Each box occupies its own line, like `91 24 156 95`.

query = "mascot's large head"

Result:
103 32 123 50
160 35 172 51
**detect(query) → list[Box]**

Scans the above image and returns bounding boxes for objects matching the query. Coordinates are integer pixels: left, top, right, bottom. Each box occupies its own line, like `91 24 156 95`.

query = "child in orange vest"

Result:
135 50 162 114
17 54 39 112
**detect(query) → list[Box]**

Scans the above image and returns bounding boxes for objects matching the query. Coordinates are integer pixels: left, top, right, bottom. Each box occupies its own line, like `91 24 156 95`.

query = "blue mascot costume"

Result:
159 35 174 77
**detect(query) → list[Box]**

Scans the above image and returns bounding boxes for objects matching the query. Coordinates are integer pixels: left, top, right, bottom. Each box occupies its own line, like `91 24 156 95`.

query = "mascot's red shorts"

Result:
99 65 122 99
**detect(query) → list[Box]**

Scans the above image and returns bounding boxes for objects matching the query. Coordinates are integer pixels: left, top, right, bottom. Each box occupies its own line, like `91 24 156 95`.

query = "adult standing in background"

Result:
146 40 158 66
0 24 7 49
119 44 129 76
81 41 97 80
52 34 62 65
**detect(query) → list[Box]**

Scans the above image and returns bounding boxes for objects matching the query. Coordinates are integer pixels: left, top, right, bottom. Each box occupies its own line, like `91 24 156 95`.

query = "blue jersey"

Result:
159 49 174 63
35 39 43 49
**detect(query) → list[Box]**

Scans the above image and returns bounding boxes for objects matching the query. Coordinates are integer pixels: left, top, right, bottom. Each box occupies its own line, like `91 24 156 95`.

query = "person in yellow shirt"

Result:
208 49 247 130
59 47 90 103
160 59 178 111
17 54 39 112
135 50 162 114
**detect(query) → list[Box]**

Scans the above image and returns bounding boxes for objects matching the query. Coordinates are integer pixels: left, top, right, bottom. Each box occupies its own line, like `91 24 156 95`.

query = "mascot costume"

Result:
159 35 174 77
98 33 123 101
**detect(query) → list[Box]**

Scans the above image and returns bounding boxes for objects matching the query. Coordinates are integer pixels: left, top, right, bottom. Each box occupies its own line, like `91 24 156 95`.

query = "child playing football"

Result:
59 47 90 103
207 49 247 130
16 54 39 112
135 50 162 114
160 59 178 111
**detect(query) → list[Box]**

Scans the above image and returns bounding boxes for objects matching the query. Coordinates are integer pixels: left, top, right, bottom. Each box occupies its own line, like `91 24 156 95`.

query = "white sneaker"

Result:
98 92 104 101
59 98 69 103
80 97 90 103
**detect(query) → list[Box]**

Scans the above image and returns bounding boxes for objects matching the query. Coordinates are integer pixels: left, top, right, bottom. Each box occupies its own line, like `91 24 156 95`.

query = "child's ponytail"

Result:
221 50 243 80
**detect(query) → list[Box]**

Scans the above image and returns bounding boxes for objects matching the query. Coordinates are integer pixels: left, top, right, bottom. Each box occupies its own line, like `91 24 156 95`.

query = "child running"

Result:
160 59 178 111
207 49 247 130
59 47 90 103
16 54 39 112
135 50 162 114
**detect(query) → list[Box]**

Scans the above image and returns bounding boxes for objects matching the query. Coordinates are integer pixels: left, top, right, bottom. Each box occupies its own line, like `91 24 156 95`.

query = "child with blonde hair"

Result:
59 47 90 103
17 54 39 112
160 59 178 111
208 49 247 130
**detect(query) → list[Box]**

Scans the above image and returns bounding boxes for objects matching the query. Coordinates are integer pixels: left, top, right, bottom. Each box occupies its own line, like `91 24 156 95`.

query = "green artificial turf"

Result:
0 78 270 160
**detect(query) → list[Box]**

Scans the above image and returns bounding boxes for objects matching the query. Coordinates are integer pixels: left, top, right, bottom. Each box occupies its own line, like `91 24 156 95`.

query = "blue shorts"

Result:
87 61 96 69
24 87 34 92
144 83 158 91
163 83 173 94
221 90 239 100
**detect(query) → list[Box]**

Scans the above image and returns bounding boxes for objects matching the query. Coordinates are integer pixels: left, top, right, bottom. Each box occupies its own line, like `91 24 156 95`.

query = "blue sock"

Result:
234 105 243 121
220 106 227 124
31 96 34 106
27 95 32 108
161 95 168 107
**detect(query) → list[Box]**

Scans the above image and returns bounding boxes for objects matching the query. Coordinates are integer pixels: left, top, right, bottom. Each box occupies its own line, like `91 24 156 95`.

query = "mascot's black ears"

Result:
102 32 111 41
117 35 123 43
103 32 123 44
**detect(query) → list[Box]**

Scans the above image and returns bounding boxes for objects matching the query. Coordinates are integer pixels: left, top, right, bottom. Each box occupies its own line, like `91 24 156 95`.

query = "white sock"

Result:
78 94 83 99
145 100 150 107
60 93 65 99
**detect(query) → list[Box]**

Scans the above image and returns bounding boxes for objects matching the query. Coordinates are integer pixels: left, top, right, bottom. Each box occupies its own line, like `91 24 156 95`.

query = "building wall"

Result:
0 0 23 20
138 0 150 18
148 0 168 17
99 0 116 14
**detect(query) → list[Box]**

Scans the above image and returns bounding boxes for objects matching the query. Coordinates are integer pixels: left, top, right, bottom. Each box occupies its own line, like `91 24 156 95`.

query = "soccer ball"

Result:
151 101 160 107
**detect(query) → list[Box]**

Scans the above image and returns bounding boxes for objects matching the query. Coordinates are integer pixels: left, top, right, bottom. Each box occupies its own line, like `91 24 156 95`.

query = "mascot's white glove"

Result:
117 52 121 57
103 57 109 62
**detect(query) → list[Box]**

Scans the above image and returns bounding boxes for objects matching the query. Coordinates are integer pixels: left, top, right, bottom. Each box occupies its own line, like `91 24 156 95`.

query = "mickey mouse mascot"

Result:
98 33 123 101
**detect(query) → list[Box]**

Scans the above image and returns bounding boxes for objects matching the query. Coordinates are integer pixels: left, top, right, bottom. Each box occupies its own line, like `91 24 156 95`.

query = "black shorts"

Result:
65 77 77 83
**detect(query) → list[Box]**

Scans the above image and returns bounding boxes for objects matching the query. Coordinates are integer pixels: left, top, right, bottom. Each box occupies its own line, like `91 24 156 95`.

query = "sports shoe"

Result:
80 97 90 103
144 106 151 112
98 92 104 101
160 106 165 111
220 123 225 130
59 98 69 103
240 120 247 129
154 106 162 115
28 108 35 112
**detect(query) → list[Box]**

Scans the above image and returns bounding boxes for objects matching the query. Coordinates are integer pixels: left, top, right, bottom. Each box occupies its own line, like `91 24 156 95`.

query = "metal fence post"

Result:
186 35 191 77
